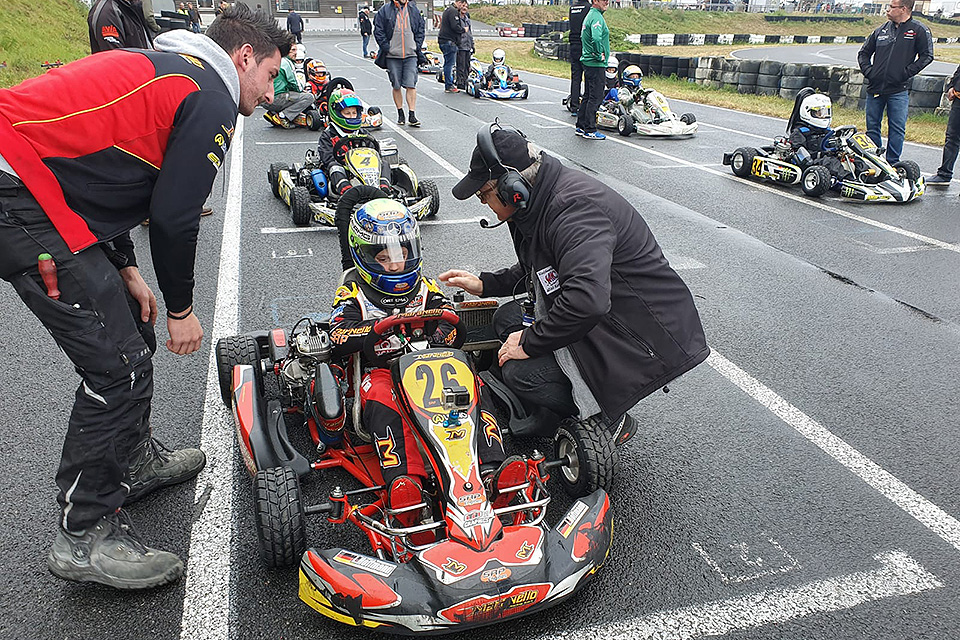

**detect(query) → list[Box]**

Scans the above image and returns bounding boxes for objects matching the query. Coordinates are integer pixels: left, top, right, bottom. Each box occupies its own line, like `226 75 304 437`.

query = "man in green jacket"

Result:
575 0 609 140
263 40 316 128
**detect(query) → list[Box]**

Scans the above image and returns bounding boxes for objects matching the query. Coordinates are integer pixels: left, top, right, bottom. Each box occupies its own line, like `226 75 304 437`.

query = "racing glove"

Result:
337 179 352 196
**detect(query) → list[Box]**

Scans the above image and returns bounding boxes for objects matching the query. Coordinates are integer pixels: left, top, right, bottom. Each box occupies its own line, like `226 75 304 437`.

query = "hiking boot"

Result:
125 437 206 504
483 455 527 510
926 174 951 185
608 413 638 446
397 112 406 126
47 511 183 589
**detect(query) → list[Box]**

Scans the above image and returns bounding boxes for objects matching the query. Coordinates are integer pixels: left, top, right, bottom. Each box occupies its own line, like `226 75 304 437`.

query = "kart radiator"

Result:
456 300 499 351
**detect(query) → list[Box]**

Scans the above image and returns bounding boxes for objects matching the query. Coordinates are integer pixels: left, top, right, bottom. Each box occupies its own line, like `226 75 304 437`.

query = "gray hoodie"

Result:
155 30 240 106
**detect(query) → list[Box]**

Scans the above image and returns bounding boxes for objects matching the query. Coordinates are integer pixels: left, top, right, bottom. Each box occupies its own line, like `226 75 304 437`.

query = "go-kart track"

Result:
3 34 960 640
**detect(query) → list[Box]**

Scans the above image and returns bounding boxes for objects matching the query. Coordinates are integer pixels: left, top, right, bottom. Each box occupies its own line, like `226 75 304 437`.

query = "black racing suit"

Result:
484 63 514 88
329 276 505 484
317 124 391 196
788 125 864 181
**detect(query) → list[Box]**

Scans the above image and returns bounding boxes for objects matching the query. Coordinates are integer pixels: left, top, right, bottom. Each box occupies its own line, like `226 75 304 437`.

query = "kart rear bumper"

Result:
299 489 612 635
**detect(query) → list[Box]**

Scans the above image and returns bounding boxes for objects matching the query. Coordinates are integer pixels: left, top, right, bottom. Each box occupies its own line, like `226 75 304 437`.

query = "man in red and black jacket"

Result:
0 5 289 590
88 0 154 53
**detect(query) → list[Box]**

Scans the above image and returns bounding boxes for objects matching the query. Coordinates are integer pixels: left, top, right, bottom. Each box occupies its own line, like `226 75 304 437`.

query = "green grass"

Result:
0 0 89 88
474 39 950 146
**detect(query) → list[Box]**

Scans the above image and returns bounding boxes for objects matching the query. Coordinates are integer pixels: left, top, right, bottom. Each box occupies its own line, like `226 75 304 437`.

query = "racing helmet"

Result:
493 48 506 65
799 92 832 129
349 199 423 297
295 43 307 62
329 88 363 131
622 64 643 88
605 54 620 79
305 58 329 84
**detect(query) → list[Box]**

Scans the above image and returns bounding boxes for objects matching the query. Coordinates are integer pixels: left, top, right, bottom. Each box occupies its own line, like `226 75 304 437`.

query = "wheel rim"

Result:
803 171 820 190
732 153 744 171
557 434 580 484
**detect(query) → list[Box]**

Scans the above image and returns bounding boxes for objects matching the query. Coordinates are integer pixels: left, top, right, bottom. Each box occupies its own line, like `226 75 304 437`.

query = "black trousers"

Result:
294 30 303 44
569 43 583 108
456 49 470 90
937 99 960 179
0 176 154 532
576 65 605 133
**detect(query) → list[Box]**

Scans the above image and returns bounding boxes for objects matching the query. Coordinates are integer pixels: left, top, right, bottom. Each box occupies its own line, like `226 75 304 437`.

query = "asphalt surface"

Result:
732 43 958 76
3 34 960 640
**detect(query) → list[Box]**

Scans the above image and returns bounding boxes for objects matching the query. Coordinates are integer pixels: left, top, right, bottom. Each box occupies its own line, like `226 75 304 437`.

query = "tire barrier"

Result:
779 62 808 100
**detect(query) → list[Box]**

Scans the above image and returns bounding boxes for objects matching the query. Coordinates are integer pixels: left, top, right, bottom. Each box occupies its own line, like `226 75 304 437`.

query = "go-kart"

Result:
468 63 529 100
596 87 696 138
722 125 924 203
267 132 440 226
310 75 383 131
262 105 325 132
216 303 614 635
419 49 442 74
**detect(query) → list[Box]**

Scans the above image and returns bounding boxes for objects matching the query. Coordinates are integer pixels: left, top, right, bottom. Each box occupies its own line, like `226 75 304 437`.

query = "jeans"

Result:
569 42 583 108
865 90 909 164
362 34 370 58
576 65 605 133
439 40 458 89
937 98 960 179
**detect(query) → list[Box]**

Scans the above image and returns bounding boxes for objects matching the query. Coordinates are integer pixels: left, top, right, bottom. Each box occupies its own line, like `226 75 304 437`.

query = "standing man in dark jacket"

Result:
438 0 465 92
0 5 288 590
287 9 304 44
440 123 709 446
567 0 590 113
359 8 373 58
88 0 153 52
857 0 933 164
373 0 427 126
926 64 960 186
576 0 610 140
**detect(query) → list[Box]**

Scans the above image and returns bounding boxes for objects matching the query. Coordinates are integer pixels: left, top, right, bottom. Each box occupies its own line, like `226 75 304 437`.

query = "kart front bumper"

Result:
299 489 612 635
634 120 697 137
836 176 925 202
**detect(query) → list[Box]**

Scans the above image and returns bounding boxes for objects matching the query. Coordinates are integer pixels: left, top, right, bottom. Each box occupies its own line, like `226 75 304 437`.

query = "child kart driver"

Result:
482 48 513 89
329 199 524 532
785 91 867 181
605 63 642 109
317 88 390 197
603 54 620 96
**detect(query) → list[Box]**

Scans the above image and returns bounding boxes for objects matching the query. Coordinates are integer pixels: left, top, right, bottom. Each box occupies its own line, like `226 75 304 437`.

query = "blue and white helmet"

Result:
348 199 423 297
622 64 643 88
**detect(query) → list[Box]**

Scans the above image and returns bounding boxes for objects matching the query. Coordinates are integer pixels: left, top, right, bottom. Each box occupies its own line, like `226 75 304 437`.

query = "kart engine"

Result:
279 323 332 391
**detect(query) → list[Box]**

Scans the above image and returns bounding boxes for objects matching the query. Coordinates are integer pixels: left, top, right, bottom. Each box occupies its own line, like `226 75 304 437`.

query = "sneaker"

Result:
483 455 528 510
200 206 213 217
444 86 459 93
926 174 951 185
397 113 406 126
47 511 183 589
575 127 585 136
608 413 638 446
408 114 421 127
125 437 206 504
581 131 606 141
263 112 275 126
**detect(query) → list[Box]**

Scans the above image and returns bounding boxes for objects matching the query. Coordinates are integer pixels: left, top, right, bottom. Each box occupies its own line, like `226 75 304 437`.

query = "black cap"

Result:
452 128 535 200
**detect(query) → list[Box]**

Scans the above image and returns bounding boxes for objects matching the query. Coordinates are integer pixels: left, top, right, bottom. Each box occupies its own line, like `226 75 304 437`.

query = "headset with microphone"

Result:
476 121 532 229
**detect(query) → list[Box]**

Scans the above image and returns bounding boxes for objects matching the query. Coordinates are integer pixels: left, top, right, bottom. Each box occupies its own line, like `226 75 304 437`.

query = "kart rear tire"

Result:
801 165 832 197
553 418 619 499
680 112 697 125
291 186 313 227
521 85 529 99
268 163 287 199
216 335 262 407
419 179 441 218
617 115 635 137
893 160 921 182
304 109 322 132
254 466 307 568
730 147 758 178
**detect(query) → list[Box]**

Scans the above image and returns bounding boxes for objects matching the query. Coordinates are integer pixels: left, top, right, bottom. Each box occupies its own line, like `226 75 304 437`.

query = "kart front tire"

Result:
268 163 287 199
521 85 529 99
254 466 307 568
291 186 313 227
617 115 635 137
894 160 921 183
553 419 619 499
419 179 441 218
216 335 262 407
305 109 322 132
801 165 832 197
730 147 758 178
680 112 697 125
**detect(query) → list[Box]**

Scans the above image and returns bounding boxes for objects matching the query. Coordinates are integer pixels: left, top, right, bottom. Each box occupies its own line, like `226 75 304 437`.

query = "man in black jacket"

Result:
88 0 153 52
438 0 465 92
359 8 373 58
927 64 960 186
440 123 709 445
287 9 304 44
567 0 590 113
857 0 932 164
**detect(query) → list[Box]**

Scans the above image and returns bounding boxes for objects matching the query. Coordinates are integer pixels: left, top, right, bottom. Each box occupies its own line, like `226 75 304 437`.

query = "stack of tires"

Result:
720 58 739 87
677 57 692 80
707 57 724 89
757 60 783 96
779 63 809 100
737 59 761 94
638 53 651 76
808 65 832 94
828 67 847 101
839 69 867 110
910 75 949 115
694 57 713 86
648 54 663 77
662 56 679 78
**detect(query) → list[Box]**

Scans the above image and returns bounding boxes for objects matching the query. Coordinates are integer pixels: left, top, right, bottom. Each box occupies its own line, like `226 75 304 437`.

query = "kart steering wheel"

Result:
364 309 460 363
833 125 857 139
333 135 380 164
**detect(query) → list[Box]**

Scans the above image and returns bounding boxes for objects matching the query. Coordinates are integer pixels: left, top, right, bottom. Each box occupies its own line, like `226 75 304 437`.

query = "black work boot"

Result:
125 437 206 503
47 511 183 589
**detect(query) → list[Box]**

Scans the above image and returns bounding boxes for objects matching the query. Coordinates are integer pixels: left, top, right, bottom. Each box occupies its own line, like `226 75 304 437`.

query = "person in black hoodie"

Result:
857 0 932 164
927 64 960 186
440 123 709 446
437 0 465 92
359 8 373 58
567 0 590 113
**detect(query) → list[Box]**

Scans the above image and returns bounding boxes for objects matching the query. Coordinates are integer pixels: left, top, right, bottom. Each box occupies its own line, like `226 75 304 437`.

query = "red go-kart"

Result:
217 305 613 635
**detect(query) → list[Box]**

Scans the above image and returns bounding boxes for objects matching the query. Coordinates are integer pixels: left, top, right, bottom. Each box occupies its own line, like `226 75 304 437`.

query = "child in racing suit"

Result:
483 48 513 89
329 199 522 530
603 54 620 99
785 91 866 181
317 87 390 197
603 63 644 112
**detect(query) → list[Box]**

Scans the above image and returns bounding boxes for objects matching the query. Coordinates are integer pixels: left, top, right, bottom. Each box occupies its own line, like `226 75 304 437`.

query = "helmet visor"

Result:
809 104 831 120
355 233 422 276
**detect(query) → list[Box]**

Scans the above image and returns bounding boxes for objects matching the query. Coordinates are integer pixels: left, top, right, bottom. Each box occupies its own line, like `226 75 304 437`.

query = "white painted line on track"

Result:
546 550 941 640
179 116 244 640
381 119 464 178
707 350 960 553
260 217 485 234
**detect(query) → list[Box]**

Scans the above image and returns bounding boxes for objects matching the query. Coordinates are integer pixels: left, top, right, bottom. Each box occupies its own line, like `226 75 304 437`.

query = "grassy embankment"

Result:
0 0 90 88
468 7 956 145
